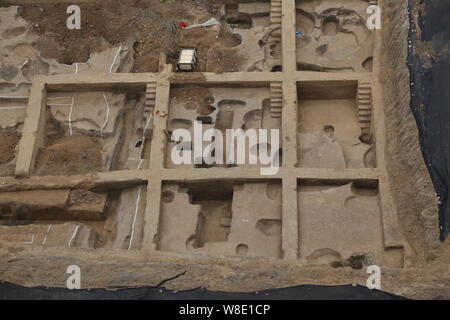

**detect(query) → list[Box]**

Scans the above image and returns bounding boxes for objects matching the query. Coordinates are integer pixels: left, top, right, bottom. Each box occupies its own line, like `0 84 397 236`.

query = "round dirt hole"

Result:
204 96 215 104
362 57 373 71
271 65 282 72
236 244 249 256
162 191 175 203
323 16 339 36
198 105 216 116
184 101 198 110
196 116 213 125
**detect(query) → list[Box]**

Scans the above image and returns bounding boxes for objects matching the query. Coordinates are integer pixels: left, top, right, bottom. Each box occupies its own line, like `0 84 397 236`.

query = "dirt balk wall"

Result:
379 0 440 265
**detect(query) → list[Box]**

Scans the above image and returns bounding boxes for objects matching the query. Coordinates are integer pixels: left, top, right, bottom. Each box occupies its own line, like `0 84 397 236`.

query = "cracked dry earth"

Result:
0 0 449 300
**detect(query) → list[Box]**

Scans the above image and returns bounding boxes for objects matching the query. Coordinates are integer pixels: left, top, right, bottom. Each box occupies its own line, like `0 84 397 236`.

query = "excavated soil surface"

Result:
34 136 103 176
0 132 18 165
13 0 223 72
0 0 448 301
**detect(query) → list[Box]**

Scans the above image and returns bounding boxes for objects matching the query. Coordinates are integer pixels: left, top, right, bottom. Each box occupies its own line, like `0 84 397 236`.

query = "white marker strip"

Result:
128 186 142 250
75 63 78 74
136 114 153 169
20 59 29 69
101 92 110 134
68 225 80 248
137 159 144 170
42 225 52 247
109 46 122 74
0 96 29 99
142 114 153 140
68 95 75 136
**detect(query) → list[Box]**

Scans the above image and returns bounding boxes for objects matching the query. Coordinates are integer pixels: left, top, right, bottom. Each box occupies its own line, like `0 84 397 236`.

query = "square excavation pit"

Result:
165 84 282 169
157 180 283 259
32 86 153 176
298 179 404 268
295 0 374 72
172 0 282 73
0 185 147 251
297 80 376 169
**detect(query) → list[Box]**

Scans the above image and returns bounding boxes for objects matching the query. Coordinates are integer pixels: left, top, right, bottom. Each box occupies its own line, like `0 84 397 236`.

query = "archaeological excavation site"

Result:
0 0 449 300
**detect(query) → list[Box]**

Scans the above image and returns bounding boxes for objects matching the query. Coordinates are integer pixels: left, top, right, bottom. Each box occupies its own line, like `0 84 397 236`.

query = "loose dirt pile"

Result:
14 0 223 72
0 132 18 165
171 85 212 109
34 136 103 176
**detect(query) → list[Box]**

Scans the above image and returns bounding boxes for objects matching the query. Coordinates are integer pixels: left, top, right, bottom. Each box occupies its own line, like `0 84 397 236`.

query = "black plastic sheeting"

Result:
407 0 450 238
0 281 406 300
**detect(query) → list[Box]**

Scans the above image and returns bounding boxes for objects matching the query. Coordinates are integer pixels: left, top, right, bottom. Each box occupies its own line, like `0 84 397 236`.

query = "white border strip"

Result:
68 95 75 136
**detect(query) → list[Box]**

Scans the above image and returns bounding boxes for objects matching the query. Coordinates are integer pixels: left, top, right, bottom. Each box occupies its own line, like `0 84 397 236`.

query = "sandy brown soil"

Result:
171 85 213 110
207 46 244 73
34 136 103 176
15 0 225 72
0 131 19 177
0 132 18 165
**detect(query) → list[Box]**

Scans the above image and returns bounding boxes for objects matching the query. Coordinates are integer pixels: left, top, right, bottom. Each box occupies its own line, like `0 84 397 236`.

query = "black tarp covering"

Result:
0 281 405 300
407 0 450 238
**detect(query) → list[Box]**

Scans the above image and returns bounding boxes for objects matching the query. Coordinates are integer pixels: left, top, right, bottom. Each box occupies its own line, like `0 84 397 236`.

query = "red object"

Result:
179 22 188 29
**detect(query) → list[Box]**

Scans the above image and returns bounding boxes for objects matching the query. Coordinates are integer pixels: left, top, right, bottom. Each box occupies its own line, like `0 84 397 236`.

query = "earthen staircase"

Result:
144 83 157 138
270 0 282 29
357 81 373 134
270 82 283 118
269 0 282 67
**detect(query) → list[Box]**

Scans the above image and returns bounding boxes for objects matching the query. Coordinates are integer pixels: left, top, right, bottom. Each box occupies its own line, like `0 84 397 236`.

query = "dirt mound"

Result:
18 0 219 71
206 46 244 73
171 85 213 110
0 132 18 165
34 136 103 176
